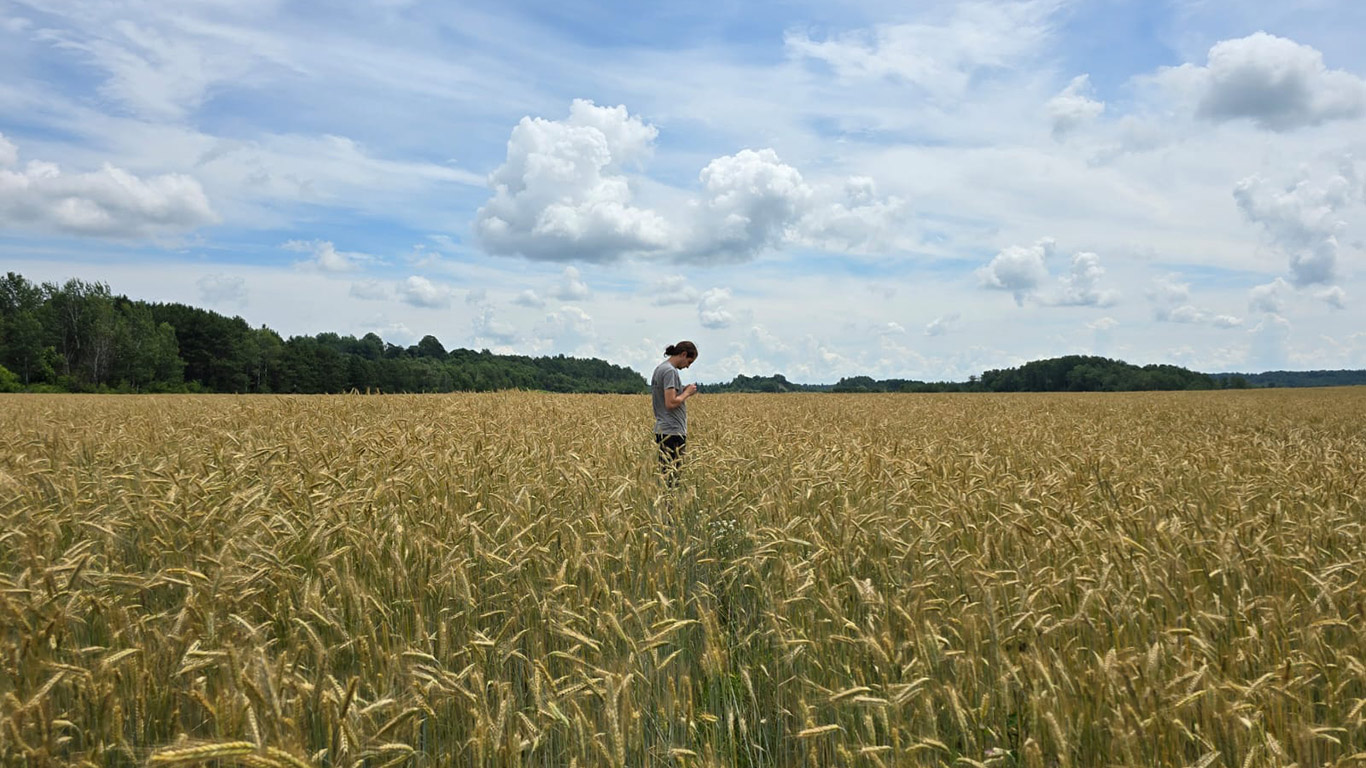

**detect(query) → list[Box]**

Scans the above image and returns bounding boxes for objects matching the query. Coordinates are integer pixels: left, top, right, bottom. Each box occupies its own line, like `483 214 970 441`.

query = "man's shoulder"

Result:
652 358 680 382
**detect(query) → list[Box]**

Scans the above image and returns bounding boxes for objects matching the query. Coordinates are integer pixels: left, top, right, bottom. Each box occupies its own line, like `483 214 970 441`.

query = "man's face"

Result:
680 355 695 369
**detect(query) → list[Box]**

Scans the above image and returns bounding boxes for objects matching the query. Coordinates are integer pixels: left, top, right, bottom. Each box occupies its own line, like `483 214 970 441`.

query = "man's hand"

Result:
683 383 697 397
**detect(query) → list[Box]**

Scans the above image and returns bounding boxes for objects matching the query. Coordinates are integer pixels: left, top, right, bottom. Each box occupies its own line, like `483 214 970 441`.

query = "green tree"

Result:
41 278 118 386
416 334 447 359
355 333 385 361
0 363 19 392
245 326 284 392
2 311 53 385
1066 364 1105 391
832 376 880 393
113 304 184 391
149 303 252 391
0 272 44 317
112 304 157 391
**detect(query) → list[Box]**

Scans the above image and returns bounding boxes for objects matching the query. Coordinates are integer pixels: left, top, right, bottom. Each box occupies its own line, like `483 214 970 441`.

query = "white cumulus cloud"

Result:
474 99 671 262
1317 286 1347 309
1149 274 1240 328
284 239 373 272
1248 277 1293 314
684 148 813 262
1166 305 1206 323
978 244 1117 309
1048 252 1119 307
1164 33 1366 131
553 266 591 300
0 134 217 238
1234 163 1356 287
977 238 1054 305
698 288 735 329
398 275 453 308
797 176 908 254
476 104 906 265
513 289 545 308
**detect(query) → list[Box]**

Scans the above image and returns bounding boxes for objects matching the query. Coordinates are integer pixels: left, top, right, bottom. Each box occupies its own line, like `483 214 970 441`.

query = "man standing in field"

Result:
652 341 697 486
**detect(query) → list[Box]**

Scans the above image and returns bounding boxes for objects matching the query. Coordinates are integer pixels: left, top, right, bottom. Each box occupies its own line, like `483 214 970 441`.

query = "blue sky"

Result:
2 0 1365 381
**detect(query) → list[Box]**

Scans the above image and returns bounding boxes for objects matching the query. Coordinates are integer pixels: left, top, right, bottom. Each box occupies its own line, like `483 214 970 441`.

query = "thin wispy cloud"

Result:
197 273 247 308
1047 75 1105 140
647 275 700 306
285 240 375 273
513 289 545 308
553 267 591 301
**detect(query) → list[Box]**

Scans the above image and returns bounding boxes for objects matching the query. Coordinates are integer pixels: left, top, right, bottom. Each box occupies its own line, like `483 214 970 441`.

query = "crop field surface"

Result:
1 390 1365 768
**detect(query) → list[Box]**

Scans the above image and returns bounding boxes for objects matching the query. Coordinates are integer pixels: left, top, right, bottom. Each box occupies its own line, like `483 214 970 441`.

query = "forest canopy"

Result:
0 273 645 394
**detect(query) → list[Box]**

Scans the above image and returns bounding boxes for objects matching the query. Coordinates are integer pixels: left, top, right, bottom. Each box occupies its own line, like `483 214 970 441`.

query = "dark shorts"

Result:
654 433 686 476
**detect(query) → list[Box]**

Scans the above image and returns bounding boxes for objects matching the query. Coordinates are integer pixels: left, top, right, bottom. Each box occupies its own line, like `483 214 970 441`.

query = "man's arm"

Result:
664 384 697 409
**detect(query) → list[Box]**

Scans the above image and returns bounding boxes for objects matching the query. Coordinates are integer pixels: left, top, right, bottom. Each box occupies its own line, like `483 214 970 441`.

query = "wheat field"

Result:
1 390 1364 767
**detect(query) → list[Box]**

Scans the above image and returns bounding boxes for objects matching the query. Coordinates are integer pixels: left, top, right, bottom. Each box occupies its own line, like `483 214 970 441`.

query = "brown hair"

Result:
664 340 698 359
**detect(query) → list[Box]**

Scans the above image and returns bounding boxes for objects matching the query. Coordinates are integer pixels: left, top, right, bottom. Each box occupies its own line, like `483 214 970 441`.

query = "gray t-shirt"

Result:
651 359 686 435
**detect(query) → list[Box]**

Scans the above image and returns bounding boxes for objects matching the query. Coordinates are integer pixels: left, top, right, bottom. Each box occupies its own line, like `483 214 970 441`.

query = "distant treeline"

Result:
0 273 645 394
699 374 831 393
976 356 1232 392
5 272 1364 395
1211 369 1366 388
704 355 1366 393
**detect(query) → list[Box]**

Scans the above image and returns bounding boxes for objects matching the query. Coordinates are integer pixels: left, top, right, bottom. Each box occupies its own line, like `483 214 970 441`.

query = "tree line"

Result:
5 273 1360 395
0 273 645 394
976 355 1234 392
699 374 830 393
708 356 1264 393
1211 369 1366 388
